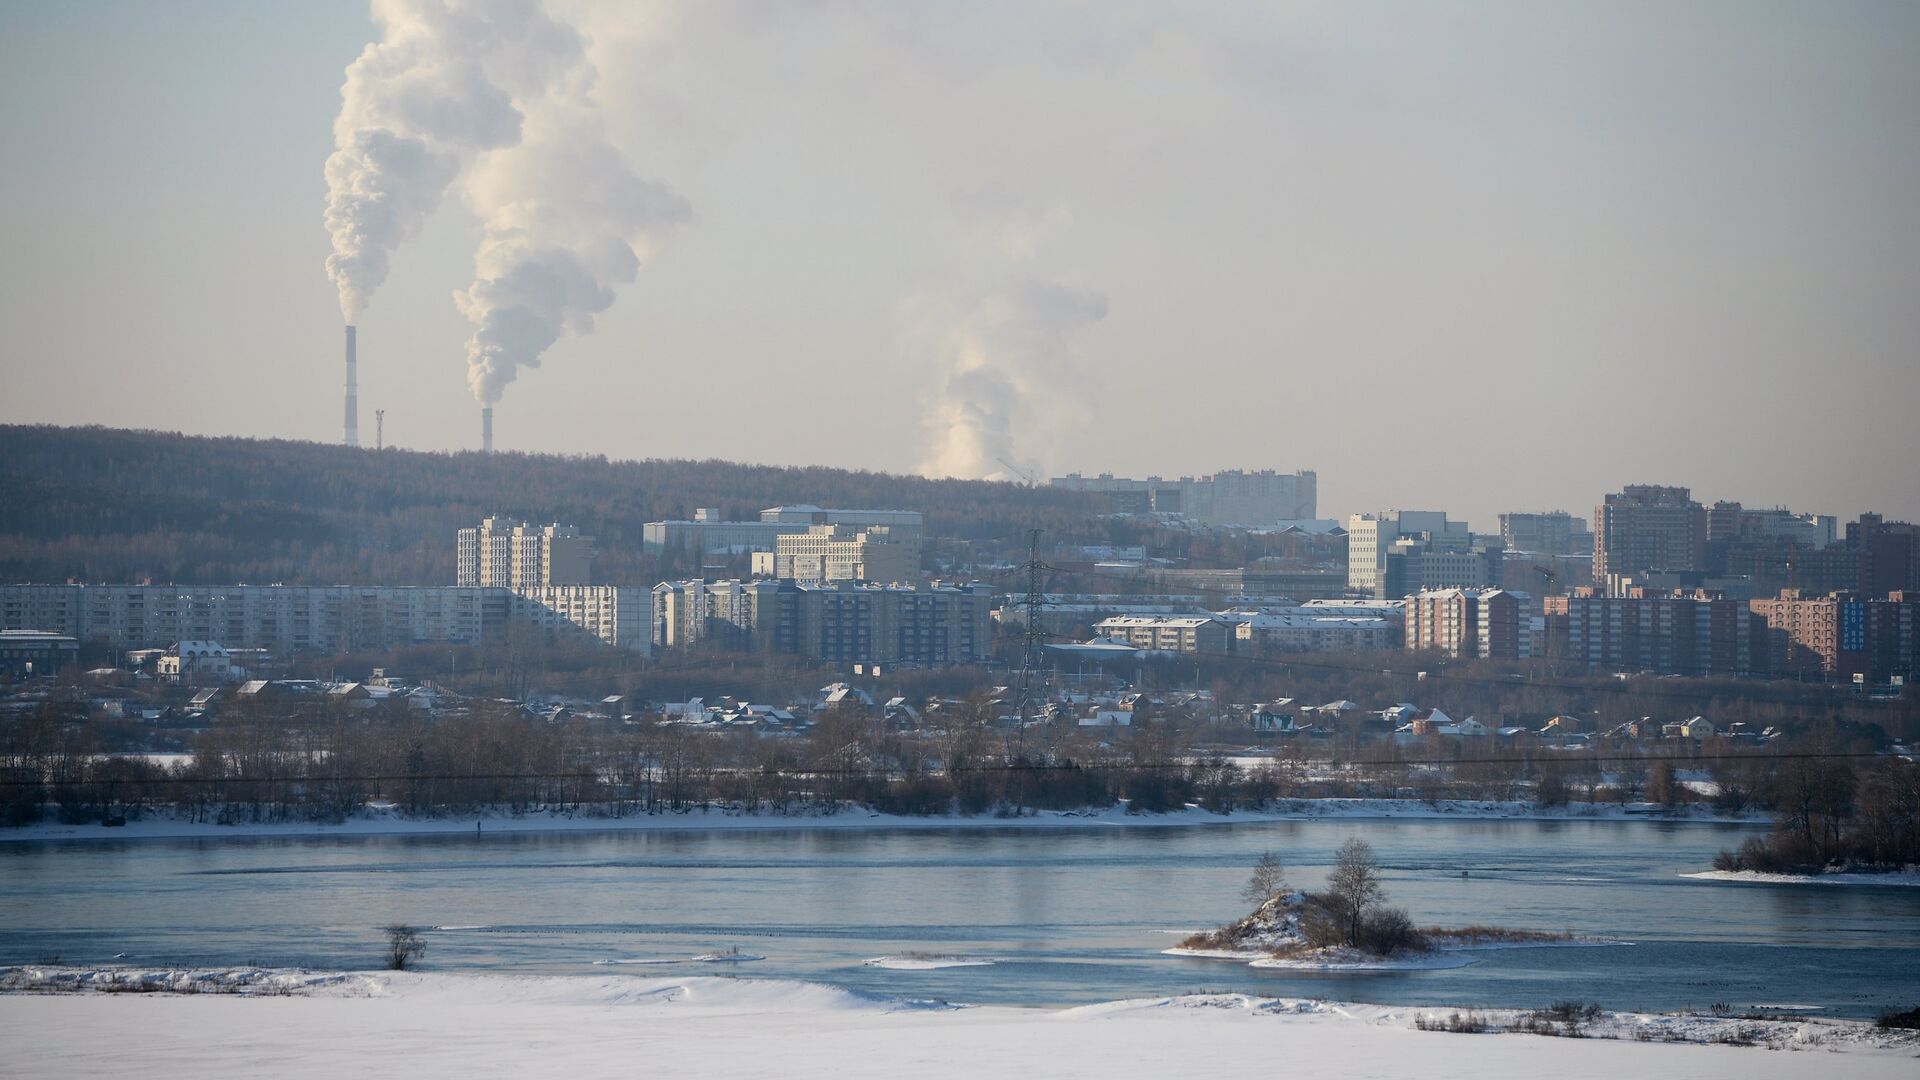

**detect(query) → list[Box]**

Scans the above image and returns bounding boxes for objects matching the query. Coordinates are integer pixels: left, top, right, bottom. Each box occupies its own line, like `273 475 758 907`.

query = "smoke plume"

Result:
325 1 685 406
456 104 689 406
918 281 1108 480
324 0 579 320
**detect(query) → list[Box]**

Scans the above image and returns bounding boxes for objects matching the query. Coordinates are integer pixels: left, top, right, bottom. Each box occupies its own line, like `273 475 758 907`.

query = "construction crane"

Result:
995 457 1038 487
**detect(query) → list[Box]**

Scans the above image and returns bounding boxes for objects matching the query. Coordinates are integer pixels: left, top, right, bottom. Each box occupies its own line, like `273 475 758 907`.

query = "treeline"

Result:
0 424 1109 585
1713 751 1920 873
6 696 1917 849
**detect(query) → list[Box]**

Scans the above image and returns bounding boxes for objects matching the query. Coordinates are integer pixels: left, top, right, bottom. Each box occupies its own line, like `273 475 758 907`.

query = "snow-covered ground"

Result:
1 969 1912 1079
0 797 1763 844
1683 869 1920 887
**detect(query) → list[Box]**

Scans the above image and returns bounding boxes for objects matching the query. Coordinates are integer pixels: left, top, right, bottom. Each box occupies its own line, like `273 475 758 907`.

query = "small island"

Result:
1171 841 1584 970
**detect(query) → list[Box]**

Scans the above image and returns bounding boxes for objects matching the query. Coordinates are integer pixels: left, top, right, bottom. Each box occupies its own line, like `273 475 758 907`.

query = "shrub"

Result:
1877 1006 1920 1030
1357 907 1428 956
1416 1012 1487 1033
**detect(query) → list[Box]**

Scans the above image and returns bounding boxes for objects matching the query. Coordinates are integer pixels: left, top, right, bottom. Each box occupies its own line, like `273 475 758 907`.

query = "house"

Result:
1078 708 1132 728
156 641 238 685
818 683 876 709
326 682 372 708
1539 715 1583 737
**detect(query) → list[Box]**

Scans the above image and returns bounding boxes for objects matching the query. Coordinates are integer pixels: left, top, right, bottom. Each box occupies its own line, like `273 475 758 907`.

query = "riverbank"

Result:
0 797 1763 843
0 969 1911 1079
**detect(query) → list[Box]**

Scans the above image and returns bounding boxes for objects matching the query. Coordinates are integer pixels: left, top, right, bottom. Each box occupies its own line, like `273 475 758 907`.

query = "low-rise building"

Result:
1092 615 1236 655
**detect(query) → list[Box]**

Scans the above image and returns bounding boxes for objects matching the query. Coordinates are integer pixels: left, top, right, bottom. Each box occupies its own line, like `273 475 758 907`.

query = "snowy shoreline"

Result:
1682 869 1920 887
0 798 1765 844
0 968 1912 1079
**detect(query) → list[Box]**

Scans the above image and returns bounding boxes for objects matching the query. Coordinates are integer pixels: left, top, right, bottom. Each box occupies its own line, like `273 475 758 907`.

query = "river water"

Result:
3 819 1916 1017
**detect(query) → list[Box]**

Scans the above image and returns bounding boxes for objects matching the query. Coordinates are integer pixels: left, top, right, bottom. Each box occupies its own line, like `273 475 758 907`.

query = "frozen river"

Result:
4 818 1916 1017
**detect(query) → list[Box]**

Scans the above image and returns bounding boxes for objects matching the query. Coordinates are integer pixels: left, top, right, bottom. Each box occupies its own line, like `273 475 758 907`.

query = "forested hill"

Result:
0 425 1104 586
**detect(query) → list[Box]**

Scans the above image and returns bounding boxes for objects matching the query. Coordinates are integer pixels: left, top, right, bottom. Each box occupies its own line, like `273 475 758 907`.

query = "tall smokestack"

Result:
481 406 493 455
343 325 359 447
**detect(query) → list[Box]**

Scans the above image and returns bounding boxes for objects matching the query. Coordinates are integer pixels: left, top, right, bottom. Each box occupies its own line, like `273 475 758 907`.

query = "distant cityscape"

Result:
3 468 1914 693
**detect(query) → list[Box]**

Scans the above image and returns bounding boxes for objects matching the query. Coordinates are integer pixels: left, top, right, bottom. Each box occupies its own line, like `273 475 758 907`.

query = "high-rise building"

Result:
1847 513 1920 597
1404 587 1526 660
456 517 595 589
1594 485 1706 586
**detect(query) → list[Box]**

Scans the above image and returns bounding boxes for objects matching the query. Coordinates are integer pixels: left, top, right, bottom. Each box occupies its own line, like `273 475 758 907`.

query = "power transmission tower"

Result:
1012 528 1050 757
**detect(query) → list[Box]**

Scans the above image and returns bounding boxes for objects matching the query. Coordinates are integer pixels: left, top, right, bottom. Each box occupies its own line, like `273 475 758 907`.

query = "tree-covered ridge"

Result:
0 424 1103 586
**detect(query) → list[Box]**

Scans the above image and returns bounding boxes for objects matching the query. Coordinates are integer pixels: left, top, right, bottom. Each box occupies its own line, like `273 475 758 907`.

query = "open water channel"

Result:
4 818 1916 1016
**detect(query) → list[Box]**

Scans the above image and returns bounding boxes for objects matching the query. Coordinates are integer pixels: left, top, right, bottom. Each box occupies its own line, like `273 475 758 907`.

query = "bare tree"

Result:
1323 838 1386 947
1240 850 1289 907
384 924 426 970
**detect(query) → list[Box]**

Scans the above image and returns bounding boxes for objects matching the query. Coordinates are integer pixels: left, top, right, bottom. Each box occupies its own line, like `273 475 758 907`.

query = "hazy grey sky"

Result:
3 1 1916 530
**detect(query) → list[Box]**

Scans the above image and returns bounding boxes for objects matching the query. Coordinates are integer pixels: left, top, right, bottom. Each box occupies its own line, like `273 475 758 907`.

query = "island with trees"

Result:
1171 840 1583 970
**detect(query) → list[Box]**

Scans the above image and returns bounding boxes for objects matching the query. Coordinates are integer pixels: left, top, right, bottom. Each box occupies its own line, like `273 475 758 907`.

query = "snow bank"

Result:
1682 869 1920 887
3 960 1904 1068
5 968 1911 1080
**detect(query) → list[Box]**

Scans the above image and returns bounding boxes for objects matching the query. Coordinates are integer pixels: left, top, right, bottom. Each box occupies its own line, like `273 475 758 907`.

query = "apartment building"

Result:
0 583 648 655
1749 590 1919 681
456 517 595 588
1093 615 1236 655
1404 588 1526 660
1540 588 1759 676
1231 612 1399 655
1594 485 1706 585
651 579 991 666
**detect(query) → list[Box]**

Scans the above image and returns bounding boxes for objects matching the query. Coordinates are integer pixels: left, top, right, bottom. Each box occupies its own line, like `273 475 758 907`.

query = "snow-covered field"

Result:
1 969 1913 1079
0 797 1762 844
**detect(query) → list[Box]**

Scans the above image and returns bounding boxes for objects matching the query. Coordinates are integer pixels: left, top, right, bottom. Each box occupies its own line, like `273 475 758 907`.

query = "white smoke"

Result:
918 281 1109 480
325 0 685 406
456 99 689 406
324 0 582 320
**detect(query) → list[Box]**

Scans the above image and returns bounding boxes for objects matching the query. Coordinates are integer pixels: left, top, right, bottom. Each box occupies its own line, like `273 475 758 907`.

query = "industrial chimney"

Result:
343 325 359 447
481 406 493 454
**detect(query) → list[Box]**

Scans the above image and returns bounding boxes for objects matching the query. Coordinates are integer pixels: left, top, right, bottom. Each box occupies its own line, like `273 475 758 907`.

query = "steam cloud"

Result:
324 0 686 406
919 282 1109 480
456 101 689 406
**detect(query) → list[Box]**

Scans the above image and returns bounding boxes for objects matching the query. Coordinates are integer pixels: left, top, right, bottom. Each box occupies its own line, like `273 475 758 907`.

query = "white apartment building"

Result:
0 583 647 654
645 506 924 556
456 517 595 588
1233 613 1399 654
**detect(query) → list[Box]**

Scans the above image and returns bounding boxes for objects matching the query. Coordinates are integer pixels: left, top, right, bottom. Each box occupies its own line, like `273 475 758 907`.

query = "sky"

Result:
1 0 1916 531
